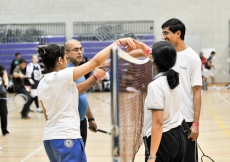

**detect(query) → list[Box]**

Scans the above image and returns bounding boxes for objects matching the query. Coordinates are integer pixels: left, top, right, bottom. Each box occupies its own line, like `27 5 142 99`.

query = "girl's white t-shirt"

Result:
144 74 183 138
37 67 81 140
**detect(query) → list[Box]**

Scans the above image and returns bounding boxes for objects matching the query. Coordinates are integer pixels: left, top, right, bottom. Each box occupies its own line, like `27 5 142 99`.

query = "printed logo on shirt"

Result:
180 66 187 70
64 139 74 148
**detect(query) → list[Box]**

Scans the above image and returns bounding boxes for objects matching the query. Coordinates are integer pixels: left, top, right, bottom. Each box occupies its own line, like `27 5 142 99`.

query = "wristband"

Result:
192 123 199 127
145 48 151 56
148 155 157 160
93 73 98 81
88 118 95 122
116 40 121 46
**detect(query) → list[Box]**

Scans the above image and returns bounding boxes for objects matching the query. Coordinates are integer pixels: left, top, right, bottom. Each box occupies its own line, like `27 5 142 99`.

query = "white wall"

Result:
0 0 229 82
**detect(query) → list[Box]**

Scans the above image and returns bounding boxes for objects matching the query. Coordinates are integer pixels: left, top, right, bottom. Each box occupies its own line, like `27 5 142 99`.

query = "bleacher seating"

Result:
41 36 66 45
0 36 66 74
0 34 153 74
0 43 39 74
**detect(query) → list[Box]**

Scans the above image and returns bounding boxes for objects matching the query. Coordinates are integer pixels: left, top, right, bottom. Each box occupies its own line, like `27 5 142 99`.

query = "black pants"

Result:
0 93 9 135
15 87 32 117
183 122 198 162
80 118 87 147
145 126 186 162
31 96 39 108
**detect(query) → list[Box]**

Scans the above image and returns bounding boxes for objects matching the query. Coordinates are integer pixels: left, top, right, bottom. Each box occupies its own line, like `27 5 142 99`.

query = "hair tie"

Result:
58 45 62 53
43 49 46 55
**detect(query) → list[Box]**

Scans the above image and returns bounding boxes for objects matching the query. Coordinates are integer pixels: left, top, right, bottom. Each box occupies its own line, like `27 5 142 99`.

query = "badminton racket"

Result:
0 93 28 105
182 120 215 162
97 129 111 135
89 127 111 135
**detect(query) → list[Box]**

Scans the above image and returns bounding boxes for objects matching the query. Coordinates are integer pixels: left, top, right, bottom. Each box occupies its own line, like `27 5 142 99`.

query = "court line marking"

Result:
91 95 111 113
215 91 229 103
19 94 109 162
20 145 44 162
203 99 230 137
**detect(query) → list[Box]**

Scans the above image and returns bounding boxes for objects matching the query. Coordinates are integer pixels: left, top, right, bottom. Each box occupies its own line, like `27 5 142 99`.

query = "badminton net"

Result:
111 47 153 162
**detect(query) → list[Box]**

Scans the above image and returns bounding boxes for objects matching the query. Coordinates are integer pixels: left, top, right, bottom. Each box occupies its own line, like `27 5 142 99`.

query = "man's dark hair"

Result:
211 51 216 55
19 58 27 64
15 52 20 57
161 18 186 40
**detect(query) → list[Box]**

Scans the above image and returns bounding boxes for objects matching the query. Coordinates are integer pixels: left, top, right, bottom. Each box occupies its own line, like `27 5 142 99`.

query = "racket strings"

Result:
14 94 28 105
198 143 215 162
201 155 215 162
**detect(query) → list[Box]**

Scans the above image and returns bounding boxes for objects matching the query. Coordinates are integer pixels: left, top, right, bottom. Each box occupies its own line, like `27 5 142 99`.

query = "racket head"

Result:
201 155 215 162
14 94 28 105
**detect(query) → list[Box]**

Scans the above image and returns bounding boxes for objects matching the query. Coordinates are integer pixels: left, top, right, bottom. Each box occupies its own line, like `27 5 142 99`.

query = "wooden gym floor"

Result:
0 87 229 162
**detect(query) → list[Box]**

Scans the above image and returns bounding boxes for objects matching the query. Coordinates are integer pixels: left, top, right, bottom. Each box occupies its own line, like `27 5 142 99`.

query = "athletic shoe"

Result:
213 85 220 91
21 116 31 119
36 108 43 113
226 84 230 90
3 133 10 136
3 131 9 136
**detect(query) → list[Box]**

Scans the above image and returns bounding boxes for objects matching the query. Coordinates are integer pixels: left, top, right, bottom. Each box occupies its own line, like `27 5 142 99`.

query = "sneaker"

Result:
213 85 220 91
36 108 43 113
3 131 9 136
3 133 10 136
21 116 30 119
226 84 230 90
0 147 2 151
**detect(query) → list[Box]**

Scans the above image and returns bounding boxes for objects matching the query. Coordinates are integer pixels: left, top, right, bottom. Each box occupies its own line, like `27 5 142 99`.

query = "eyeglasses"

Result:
66 47 84 53
161 31 170 36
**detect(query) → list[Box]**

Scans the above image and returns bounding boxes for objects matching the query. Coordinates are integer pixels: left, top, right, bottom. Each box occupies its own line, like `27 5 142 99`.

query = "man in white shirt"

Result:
161 18 202 162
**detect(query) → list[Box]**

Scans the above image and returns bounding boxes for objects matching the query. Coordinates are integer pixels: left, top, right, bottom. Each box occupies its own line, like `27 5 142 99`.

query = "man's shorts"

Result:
43 138 86 162
203 68 214 78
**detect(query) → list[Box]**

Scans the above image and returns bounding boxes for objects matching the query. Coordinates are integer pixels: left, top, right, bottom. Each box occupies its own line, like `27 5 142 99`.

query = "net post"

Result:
110 46 120 162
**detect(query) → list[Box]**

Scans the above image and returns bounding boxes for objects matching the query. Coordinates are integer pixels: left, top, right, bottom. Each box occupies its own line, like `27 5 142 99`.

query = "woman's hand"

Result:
118 38 149 54
118 37 137 52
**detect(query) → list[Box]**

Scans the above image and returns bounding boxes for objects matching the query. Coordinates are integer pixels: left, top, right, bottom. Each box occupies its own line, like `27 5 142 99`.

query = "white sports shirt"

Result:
144 73 183 137
172 47 202 122
37 67 81 140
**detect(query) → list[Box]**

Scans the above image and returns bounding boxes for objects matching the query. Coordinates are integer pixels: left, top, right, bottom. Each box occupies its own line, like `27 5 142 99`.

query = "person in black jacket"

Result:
10 52 21 78
0 64 9 136
12 59 32 119
202 51 219 90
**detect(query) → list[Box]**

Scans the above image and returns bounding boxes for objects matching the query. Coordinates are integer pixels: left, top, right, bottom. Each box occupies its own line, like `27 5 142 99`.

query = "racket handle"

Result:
97 129 111 135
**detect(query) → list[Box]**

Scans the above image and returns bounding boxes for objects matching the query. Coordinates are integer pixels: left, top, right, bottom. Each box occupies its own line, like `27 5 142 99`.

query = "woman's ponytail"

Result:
166 69 179 89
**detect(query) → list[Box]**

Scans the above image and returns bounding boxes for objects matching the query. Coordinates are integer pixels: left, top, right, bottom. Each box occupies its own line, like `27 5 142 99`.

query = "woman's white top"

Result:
144 73 183 137
37 67 81 140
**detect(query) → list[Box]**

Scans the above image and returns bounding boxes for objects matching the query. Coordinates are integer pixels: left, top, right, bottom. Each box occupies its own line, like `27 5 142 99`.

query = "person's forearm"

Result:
193 86 202 123
129 49 146 58
13 72 20 78
73 42 117 81
76 75 96 94
3 70 8 84
91 42 117 67
86 105 94 119
150 123 162 156
40 100 48 121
